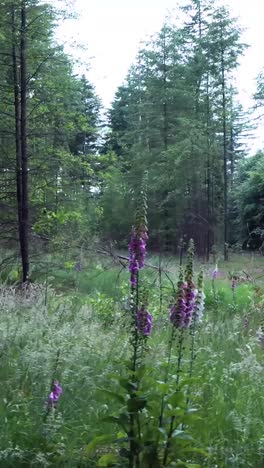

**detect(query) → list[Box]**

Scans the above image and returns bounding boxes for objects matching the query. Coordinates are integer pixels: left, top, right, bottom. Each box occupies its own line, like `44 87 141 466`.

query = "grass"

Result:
0 251 263 466
0 285 129 467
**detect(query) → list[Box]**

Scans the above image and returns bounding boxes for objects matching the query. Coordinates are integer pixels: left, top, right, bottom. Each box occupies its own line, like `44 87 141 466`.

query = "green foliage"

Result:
0 0 263 465
0 253 263 466
232 152 264 250
103 1 247 255
0 0 117 276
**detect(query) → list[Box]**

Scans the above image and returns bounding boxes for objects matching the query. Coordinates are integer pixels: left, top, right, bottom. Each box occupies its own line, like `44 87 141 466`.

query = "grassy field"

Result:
0 252 263 467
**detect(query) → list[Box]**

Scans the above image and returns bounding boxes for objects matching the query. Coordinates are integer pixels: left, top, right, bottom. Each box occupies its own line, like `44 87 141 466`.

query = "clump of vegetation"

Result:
0 251 264 467
0 180 264 467
0 0 264 466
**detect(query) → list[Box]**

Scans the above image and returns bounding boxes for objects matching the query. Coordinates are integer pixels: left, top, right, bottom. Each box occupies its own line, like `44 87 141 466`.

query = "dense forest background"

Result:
0 0 264 282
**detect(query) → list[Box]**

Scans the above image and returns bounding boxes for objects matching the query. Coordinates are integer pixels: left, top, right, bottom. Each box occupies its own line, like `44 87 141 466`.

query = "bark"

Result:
161 30 170 251
20 1 30 281
220 27 228 261
206 72 211 261
11 6 23 250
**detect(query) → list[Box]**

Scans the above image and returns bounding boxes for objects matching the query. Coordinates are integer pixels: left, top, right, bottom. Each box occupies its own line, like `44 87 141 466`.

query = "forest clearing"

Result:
0 0 264 466
0 249 264 467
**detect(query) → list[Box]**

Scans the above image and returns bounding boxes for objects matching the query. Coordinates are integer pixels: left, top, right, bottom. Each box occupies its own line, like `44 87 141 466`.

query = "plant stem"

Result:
188 320 197 379
158 252 163 316
185 321 197 414
163 329 184 466
129 273 140 468
159 328 175 429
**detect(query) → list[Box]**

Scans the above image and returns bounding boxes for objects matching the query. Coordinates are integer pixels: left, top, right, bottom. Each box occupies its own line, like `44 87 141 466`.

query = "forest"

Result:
0 0 264 467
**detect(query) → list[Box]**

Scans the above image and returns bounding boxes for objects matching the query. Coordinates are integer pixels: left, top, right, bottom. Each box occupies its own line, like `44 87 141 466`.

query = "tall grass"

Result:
0 253 263 466
0 285 129 466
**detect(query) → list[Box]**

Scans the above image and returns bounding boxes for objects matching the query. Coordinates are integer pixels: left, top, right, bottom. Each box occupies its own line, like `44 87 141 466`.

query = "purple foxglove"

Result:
136 307 153 336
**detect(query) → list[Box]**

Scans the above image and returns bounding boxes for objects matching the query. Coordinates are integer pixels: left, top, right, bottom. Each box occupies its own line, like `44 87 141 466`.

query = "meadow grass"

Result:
0 252 263 466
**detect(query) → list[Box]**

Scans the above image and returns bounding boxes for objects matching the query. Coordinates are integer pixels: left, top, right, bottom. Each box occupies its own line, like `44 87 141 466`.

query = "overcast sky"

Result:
58 0 264 151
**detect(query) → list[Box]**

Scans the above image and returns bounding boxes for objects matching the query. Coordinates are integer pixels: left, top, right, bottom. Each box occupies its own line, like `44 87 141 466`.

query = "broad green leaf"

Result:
86 435 115 455
172 430 193 441
156 381 170 393
98 388 126 403
127 396 147 412
167 392 185 407
97 453 119 466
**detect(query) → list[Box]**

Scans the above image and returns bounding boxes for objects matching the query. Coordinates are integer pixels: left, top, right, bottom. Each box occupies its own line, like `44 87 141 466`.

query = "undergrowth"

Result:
0 254 263 467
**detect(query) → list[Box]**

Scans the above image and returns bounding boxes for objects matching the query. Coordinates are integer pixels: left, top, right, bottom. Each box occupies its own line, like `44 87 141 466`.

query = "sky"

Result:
58 0 264 151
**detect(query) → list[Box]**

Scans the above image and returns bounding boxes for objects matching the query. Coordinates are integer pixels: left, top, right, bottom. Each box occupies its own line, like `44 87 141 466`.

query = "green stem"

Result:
159 328 175 429
129 273 140 468
163 329 184 466
185 320 197 416
212 278 216 301
188 320 197 379
158 253 163 316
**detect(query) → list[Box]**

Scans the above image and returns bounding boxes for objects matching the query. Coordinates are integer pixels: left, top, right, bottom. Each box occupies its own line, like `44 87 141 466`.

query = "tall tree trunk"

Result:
220 29 228 261
229 94 235 188
206 72 211 261
162 35 168 152
195 0 202 114
11 6 23 270
162 33 170 251
20 0 30 282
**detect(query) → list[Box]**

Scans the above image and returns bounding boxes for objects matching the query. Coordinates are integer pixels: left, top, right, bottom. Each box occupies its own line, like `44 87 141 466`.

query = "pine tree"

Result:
101 2 248 257
0 0 102 279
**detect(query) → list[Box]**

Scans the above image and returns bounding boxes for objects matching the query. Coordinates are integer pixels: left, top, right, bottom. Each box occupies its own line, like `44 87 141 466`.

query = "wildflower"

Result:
243 316 249 329
193 290 205 323
212 264 218 279
170 241 199 329
193 271 205 323
128 221 148 288
128 174 148 288
231 278 237 290
48 380 62 407
136 307 152 336
170 270 188 328
257 328 264 348
183 240 196 326
184 282 197 327
170 297 186 328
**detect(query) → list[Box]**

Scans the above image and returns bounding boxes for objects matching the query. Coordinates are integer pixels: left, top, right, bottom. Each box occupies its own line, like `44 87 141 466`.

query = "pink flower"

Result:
48 381 62 407
170 281 198 329
128 229 148 287
136 307 153 336
212 265 218 279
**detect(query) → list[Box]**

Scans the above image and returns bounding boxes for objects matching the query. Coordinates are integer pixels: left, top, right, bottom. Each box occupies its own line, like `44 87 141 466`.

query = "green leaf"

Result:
181 447 208 457
103 413 129 427
172 430 193 441
175 463 201 468
167 391 185 407
135 365 146 379
175 461 201 468
158 427 167 435
184 465 201 468
167 408 185 418
119 378 138 392
127 396 147 412
97 453 119 466
156 381 170 393
107 374 138 392
98 388 125 403
85 435 115 455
